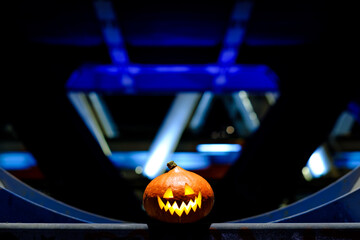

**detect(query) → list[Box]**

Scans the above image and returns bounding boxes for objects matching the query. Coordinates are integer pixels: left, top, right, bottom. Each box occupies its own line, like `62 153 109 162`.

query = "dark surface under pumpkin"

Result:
143 161 214 223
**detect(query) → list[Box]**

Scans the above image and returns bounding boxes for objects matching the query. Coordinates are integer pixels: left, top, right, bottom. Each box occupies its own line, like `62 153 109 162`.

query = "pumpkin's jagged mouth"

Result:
157 192 202 217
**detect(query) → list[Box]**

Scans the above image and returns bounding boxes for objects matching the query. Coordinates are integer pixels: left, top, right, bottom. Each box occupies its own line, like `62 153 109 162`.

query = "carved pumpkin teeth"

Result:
157 191 202 217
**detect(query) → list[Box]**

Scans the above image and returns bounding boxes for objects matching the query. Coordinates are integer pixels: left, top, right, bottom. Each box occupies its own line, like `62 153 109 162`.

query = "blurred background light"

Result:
306 146 331 178
196 143 242 153
0 152 37 170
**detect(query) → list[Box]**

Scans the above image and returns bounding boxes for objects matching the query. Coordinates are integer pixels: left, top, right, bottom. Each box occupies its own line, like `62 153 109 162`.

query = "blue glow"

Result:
104 66 120 73
196 144 242 153
67 64 278 93
110 152 210 171
224 28 245 45
334 151 360 169
93 0 116 20
143 93 200 179
348 101 360 123
219 48 237 64
245 37 307 46
111 49 128 63
228 66 239 73
0 153 37 170
189 92 214 131
0 151 240 172
109 151 235 170
214 74 227 86
154 66 190 72
126 37 221 47
205 66 219 74
127 67 141 74
104 27 123 45
306 147 330 178
121 74 133 87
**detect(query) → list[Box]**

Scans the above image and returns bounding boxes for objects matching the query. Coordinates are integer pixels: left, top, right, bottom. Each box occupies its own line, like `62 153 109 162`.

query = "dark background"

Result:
1 0 359 222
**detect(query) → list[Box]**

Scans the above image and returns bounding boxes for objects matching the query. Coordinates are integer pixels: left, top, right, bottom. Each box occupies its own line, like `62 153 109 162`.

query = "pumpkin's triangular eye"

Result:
163 188 174 198
184 184 195 195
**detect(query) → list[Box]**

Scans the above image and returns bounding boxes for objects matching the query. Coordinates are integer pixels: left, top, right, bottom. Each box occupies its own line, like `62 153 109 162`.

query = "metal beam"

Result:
143 93 201 179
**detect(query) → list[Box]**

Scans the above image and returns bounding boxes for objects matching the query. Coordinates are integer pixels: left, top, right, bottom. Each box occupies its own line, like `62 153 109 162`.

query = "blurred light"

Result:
128 66 141 74
135 166 143 174
196 144 241 153
306 146 330 178
228 67 239 73
170 153 209 169
232 91 259 133
219 49 237 64
143 93 200 179
189 92 214 132
302 166 313 181
121 74 133 87
224 28 245 45
68 92 112 156
104 27 122 45
108 151 210 170
154 66 190 72
111 49 127 63
104 66 120 73
215 74 227 85
88 92 119 139
67 64 279 93
0 151 240 172
348 101 360 123
330 111 355 138
0 153 36 170
226 126 235 134
205 66 219 74
334 151 360 169
265 92 278 105
93 0 116 20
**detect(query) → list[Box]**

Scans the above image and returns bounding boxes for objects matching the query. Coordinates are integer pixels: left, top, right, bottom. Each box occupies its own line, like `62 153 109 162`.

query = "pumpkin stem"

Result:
167 161 177 170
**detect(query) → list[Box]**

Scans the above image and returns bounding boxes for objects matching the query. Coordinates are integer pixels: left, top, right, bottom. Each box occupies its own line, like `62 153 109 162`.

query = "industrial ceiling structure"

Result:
1 0 359 222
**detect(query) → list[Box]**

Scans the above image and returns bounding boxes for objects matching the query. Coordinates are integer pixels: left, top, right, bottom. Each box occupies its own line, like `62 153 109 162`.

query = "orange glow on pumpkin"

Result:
157 187 202 217
143 161 214 223
163 188 174 198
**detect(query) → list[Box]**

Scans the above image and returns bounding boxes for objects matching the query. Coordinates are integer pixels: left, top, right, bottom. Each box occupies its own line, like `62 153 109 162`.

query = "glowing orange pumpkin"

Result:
143 161 214 223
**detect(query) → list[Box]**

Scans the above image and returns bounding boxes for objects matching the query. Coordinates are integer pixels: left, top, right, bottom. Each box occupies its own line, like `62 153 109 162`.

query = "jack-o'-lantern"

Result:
143 161 214 223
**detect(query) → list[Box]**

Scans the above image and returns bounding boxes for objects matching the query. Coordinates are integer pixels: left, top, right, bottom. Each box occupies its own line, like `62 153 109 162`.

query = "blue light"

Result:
127 67 141 74
219 48 237 64
67 64 278 93
143 93 200 179
228 66 239 73
103 66 120 73
0 153 37 170
111 49 128 63
196 144 242 153
104 27 123 45
154 66 190 72
224 28 245 45
348 101 360 123
205 66 219 74
334 151 360 169
0 151 240 172
306 147 330 178
109 151 210 171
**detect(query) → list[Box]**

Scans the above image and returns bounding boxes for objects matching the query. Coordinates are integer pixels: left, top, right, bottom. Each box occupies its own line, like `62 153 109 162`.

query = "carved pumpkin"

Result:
143 161 214 223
